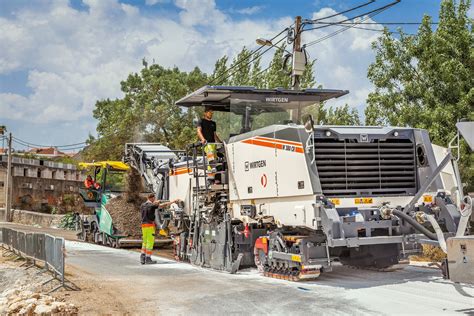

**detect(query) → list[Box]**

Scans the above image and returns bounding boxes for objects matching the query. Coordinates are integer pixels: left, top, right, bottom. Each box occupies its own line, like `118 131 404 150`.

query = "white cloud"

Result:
1 1 382 144
174 0 226 27
301 8 382 113
234 6 265 15
145 0 169 5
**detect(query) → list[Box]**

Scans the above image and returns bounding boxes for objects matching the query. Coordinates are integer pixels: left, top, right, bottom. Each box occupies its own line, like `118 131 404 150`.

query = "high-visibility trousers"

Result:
141 224 155 257
204 144 217 173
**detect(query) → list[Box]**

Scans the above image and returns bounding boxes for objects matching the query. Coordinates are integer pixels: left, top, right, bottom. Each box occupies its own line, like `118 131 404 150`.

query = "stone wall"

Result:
0 155 86 213
0 208 63 228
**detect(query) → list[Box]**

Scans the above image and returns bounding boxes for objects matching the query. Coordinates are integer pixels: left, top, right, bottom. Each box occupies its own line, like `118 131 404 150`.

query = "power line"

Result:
303 0 399 48
347 25 416 35
305 0 376 23
311 21 439 25
12 136 87 149
209 1 383 86
208 27 290 86
302 0 400 32
213 35 288 86
12 138 86 152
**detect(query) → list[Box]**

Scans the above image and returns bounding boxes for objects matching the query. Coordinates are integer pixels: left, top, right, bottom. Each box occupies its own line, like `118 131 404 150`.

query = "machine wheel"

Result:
254 248 267 272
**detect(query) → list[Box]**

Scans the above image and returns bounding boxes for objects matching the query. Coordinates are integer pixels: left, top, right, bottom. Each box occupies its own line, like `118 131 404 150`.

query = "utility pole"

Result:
291 16 305 90
4 133 12 222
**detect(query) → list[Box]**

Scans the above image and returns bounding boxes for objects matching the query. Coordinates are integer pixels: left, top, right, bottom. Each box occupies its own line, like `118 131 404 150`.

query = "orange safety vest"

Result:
84 179 94 189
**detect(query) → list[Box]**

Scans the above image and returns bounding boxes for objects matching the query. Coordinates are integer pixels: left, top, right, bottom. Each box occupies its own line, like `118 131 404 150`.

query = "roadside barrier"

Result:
0 227 73 293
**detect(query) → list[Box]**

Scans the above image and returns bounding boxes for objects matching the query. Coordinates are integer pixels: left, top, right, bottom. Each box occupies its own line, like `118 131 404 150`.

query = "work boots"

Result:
140 253 146 265
145 256 157 265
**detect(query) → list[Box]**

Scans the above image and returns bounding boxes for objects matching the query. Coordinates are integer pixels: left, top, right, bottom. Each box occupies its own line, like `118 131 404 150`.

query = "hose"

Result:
392 209 437 240
424 214 447 253
456 195 473 237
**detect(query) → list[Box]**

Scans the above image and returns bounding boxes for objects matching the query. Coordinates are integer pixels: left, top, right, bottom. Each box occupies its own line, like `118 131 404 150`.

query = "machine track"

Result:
262 267 320 281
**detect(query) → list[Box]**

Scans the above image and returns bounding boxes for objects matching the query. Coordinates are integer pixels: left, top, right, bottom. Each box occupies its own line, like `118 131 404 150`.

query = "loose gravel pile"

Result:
106 195 145 238
1 289 78 315
0 260 78 315
105 169 146 238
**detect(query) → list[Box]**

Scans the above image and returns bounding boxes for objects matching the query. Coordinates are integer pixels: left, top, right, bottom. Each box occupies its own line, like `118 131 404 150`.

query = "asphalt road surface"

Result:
65 241 474 315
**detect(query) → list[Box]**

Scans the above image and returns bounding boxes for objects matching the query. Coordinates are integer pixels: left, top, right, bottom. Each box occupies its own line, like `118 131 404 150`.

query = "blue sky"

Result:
0 0 469 152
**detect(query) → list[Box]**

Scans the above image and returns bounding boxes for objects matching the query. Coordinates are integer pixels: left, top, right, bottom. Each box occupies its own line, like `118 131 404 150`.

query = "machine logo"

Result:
265 97 289 103
261 174 268 188
245 160 266 171
360 134 369 142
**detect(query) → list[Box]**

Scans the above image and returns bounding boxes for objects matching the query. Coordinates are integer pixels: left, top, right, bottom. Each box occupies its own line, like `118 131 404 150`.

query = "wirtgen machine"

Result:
124 86 472 280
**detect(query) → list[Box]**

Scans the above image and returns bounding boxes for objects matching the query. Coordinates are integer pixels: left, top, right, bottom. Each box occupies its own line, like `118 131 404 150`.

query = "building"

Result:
0 155 86 212
28 147 66 158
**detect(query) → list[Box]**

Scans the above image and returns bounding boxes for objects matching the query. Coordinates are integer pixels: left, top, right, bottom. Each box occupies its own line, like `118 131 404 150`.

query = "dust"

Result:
125 167 144 204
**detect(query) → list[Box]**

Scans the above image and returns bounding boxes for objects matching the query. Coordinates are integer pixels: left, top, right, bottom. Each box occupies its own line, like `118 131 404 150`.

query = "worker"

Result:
197 106 221 178
140 193 179 264
84 175 100 190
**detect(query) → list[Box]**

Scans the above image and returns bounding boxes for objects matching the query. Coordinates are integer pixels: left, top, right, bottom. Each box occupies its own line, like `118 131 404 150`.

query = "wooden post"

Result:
5 133 12 222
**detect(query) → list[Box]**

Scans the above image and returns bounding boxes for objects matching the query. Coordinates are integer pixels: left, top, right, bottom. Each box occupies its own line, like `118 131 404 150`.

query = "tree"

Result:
84 64 207 161
322 104 361 125
365 0 473 191
86 43 358 161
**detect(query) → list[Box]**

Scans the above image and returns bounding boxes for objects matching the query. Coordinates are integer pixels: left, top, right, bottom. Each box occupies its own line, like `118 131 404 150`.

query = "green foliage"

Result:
366 0 473 191
323 104 361 125
85 44 361 161
60 212 78 230
265 44 291 89
84 64 208 160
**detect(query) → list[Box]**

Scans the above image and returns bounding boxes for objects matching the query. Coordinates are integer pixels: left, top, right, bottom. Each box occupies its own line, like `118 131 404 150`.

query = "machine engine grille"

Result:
314 138 417 197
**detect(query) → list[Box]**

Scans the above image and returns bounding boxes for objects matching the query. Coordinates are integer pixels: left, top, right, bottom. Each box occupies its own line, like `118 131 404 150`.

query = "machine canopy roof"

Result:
79 161 130 171
175 85 349 114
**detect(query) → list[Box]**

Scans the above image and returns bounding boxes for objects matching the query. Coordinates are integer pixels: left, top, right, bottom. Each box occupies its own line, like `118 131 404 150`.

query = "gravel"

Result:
0 259 78 315
106 195 145 238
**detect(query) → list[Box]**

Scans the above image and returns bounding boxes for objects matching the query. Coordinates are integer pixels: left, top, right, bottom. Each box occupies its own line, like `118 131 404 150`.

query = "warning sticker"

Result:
355 198 373 204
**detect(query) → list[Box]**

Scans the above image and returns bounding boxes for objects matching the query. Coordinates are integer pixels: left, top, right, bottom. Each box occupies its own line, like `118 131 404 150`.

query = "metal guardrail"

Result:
0 227 70 293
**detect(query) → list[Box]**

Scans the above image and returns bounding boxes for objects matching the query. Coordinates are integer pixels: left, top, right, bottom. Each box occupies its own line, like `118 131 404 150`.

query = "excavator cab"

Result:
76 161 130 245
78 161 129 208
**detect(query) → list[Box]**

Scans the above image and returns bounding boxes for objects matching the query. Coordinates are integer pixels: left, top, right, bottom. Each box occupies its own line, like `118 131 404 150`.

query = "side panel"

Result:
228 139 278 200
275 141 313 197
228 133 313 200
168 166 192 214
232 195 318 228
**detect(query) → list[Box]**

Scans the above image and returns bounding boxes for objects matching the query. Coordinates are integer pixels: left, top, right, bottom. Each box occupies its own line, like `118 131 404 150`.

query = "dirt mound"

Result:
125 168 144 204
105 169 147 238
106 195 145 238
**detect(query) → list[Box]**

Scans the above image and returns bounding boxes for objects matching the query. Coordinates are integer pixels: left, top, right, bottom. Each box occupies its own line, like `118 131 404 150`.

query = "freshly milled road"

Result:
65 240 474 315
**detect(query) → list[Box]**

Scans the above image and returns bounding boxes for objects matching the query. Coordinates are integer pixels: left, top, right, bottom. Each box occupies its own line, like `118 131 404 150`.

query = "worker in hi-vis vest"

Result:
197 106 222 180
140 193 179 264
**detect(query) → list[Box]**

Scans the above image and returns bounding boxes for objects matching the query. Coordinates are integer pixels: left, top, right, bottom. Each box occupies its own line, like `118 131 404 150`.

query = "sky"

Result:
0 0 471 152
